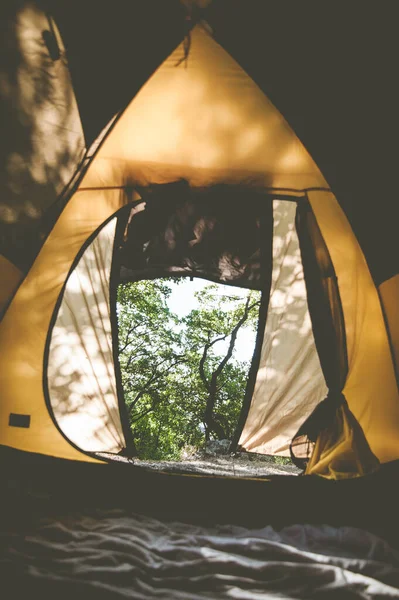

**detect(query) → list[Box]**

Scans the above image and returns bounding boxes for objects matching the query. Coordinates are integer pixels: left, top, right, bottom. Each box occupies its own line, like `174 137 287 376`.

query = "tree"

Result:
117 280 186 456
117 278 260 459
182 285 260 441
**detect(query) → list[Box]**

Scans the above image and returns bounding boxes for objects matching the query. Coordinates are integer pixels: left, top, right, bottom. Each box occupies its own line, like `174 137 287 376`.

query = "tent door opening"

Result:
117 277 262 462
45 187 348 476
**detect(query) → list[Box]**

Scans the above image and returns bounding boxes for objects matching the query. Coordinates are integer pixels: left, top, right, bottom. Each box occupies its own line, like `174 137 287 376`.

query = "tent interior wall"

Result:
1 0 399 512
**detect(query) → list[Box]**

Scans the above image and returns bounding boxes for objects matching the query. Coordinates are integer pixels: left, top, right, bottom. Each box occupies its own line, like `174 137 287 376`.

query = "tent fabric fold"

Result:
305 399 380 479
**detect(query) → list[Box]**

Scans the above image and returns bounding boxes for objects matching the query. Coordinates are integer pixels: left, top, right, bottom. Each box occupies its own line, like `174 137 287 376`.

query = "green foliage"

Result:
117 278 260 460
270 455 292 466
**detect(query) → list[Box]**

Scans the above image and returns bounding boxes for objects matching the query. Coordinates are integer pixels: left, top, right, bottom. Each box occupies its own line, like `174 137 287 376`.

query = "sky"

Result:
165 278 259 364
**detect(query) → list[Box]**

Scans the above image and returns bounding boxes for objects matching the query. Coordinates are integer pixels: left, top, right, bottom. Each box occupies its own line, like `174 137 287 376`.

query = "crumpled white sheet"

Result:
2 509 399 599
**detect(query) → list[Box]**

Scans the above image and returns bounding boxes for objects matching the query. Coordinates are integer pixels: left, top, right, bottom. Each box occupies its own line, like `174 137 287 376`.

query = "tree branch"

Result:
128 356 186 413
119 323 145 353
130 403 157 424
203 295 261 439
214 296 259 379
198 332 228 392
125 345 149 370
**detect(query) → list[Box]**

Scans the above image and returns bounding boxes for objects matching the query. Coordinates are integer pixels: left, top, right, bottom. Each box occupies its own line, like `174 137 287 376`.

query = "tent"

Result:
1 0 399 482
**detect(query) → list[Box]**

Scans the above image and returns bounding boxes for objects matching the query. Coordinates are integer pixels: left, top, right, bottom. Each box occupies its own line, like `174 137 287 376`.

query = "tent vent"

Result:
9 413 30 428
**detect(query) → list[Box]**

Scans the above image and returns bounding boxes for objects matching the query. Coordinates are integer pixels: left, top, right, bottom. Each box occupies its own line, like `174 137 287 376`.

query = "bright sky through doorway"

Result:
166 278 258 364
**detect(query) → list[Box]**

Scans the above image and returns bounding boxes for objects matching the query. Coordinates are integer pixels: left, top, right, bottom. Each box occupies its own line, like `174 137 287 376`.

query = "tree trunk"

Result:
202 296 260 441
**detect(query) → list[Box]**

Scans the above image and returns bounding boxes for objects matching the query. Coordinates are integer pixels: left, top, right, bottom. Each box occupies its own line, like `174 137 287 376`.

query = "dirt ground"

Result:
99 452 302 478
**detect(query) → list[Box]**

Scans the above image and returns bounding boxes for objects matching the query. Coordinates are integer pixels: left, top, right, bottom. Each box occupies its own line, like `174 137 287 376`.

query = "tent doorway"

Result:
117 277 262 462
45 189 329 474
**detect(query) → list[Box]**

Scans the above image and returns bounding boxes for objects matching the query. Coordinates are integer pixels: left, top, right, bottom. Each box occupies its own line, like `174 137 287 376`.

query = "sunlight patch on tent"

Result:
239 200 328 456
48 217 125 453
80 23 327 191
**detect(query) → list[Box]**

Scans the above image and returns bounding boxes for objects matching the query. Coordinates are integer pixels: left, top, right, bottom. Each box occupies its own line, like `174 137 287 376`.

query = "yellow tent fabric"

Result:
379 274 399 387
1 20 398 475
80 24 328 192
0 190 126 462
308 190 399 464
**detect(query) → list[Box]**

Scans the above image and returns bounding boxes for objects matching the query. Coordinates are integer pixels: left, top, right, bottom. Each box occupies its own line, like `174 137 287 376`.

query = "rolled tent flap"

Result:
48 217 126 453
305 399 380 479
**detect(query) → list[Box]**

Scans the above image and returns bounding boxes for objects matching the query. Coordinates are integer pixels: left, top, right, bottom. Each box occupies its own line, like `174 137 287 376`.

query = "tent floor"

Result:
2 446 399 548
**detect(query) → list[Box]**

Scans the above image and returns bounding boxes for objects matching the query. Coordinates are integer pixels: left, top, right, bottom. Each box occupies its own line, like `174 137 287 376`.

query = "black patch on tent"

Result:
9 413 30 428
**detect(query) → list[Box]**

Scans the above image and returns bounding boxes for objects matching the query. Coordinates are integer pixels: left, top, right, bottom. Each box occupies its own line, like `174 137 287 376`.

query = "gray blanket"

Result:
2 510 399 599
